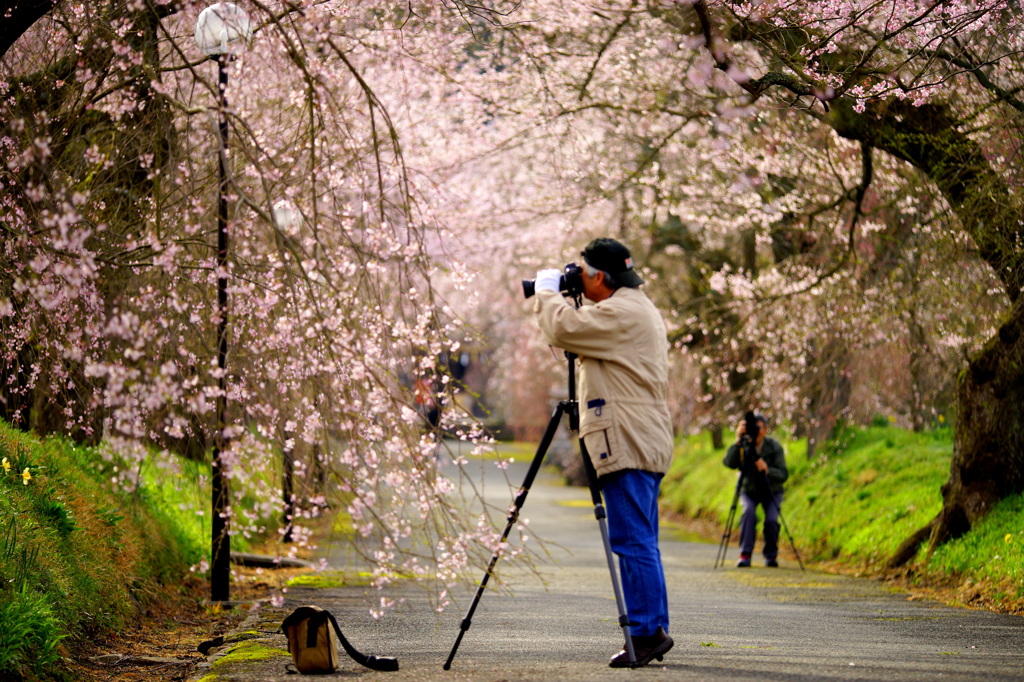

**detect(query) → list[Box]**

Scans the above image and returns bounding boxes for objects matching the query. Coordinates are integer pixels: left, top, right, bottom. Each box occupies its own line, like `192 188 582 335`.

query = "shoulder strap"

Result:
324 610 399 672
305 611 330 649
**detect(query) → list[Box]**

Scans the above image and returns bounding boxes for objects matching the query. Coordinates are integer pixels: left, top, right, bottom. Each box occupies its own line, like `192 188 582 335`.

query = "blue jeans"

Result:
739 489 783 560
601 469 669 637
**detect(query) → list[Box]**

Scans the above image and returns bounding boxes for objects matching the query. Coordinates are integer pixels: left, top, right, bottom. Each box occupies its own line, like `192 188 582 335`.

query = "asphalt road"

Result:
199 450 1024 681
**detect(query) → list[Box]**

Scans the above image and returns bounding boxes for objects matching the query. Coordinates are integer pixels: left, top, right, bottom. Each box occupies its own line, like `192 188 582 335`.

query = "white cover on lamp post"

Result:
194 2 252 57
273 200 303 234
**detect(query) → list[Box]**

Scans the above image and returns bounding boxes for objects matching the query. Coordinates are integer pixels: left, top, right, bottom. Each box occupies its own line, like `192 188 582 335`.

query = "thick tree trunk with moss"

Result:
827 100 1024 563
935 297 1024 548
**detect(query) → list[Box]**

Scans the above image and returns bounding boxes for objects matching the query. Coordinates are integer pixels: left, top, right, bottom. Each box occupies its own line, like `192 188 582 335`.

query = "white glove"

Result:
535 269 562 293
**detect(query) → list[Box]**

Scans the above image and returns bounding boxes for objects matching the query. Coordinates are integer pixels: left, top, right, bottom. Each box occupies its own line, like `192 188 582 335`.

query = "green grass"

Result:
210 639 292 665
130 446 291 560
784 425 949 565
0 420 272 680
0 584 66 678
0 417 297 680
0 428 164 646
134 456 211 563
927 493 1024 602
662 424 1024 595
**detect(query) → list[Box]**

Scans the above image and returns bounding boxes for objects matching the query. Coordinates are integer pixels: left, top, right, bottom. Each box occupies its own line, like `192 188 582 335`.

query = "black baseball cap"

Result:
581 238 643 288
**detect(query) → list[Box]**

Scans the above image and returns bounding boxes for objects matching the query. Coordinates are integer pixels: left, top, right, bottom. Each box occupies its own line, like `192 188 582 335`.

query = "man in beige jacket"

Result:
533 238 674 668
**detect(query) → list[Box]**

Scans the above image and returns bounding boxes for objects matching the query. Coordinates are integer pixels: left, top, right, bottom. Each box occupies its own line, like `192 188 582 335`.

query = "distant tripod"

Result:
443 348 636 670
714 435 804 571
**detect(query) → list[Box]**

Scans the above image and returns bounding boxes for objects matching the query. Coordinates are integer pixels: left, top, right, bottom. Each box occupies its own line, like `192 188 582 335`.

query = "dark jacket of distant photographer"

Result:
533 287 674 478
723 438 788 498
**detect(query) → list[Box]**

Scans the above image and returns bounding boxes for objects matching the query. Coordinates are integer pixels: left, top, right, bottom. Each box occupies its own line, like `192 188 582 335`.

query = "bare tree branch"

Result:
578 6 634 102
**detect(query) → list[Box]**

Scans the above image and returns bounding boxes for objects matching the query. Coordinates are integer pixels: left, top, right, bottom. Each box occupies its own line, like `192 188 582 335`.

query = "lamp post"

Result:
194 2 251 604
272 200 302 544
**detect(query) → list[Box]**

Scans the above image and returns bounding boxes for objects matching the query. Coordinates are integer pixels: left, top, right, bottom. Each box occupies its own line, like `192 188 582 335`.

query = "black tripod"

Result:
443 350 636 670
713 438 804 571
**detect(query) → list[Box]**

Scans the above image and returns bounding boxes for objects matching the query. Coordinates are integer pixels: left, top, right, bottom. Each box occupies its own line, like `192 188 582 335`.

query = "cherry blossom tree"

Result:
380 0 1020 563
1 0 529 609
677 0 1024 564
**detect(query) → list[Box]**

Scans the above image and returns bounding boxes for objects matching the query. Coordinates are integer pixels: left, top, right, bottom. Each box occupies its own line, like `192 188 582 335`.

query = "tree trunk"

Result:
801 338 851 460
710 425 724 450
930 295 1024 551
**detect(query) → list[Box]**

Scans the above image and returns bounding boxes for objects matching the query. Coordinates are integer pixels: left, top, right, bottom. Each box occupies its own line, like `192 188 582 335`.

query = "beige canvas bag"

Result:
281 605 399 674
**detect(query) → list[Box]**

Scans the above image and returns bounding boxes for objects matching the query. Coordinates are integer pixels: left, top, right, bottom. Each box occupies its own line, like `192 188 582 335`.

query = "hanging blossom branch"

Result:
0 0 538 620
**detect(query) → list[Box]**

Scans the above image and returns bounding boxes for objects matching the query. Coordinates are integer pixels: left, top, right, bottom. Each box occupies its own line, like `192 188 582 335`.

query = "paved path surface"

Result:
193 452 1024 681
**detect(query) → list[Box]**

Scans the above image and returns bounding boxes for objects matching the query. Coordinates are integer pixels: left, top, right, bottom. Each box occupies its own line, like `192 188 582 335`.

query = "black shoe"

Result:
765 559 779 567
609 627 674 668
736 556 751 568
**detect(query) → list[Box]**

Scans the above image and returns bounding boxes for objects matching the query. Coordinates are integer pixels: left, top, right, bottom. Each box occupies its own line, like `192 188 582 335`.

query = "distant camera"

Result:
522 262 584 299
743 411 761 444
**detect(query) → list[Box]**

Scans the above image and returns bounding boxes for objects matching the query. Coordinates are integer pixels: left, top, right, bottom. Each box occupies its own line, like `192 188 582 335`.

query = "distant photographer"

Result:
723 413 788 568
533 237 674 668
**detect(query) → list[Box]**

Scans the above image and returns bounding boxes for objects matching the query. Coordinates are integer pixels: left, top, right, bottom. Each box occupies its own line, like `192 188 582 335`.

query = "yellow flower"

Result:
21 468 31 486
938 415 945 423
1006 534 1013 544
1 457 9 474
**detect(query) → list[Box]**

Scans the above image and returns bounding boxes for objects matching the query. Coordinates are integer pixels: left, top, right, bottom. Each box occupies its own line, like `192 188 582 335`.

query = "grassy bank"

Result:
662 423 1024 612
0 421 218 680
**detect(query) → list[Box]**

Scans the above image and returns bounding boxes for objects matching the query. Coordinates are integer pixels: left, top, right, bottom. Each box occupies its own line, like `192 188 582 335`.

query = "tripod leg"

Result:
761 474 805 571
714 473 744 569
775 506 805 571
442 403 565 670
578 444 636 665
779 513 804 571
714 500 736 569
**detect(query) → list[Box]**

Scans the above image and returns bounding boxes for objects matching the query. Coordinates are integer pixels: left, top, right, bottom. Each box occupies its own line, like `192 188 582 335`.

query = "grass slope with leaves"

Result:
662 422 1024 613
0 419 276 681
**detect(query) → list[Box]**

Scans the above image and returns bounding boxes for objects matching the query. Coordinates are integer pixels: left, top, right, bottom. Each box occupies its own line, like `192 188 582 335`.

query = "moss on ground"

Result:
211 639 291 667
286 570 375 589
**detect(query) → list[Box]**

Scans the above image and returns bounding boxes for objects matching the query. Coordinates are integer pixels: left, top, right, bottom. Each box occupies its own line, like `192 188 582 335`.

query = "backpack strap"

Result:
324 610 399 672
305 611 329 649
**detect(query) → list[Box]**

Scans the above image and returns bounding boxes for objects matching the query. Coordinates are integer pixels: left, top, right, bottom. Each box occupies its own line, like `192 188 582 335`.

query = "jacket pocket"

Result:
580 408 622 472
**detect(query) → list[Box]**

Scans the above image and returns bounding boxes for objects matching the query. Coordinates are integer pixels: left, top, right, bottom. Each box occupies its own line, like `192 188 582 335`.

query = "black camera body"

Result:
743 411 761 443
740 411 763 472
522 262 584 299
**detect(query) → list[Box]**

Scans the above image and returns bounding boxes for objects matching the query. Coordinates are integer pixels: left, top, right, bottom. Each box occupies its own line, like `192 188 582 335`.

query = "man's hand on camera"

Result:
735 420 746 442
535 269 562 293
755 458 768 474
